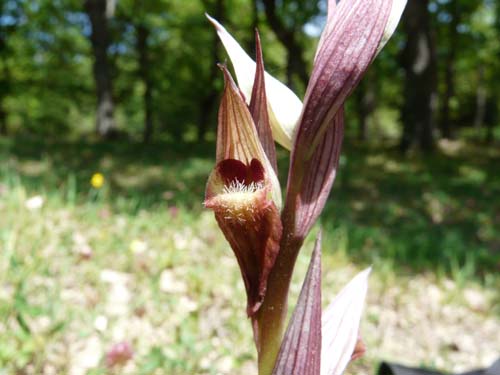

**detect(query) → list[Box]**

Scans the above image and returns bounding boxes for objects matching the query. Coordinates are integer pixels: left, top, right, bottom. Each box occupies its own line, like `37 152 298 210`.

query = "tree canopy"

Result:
1 0 499 146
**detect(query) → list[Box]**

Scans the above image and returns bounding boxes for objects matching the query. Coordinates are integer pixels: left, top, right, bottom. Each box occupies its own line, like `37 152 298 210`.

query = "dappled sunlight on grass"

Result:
321 142 500 282
0 137 499 374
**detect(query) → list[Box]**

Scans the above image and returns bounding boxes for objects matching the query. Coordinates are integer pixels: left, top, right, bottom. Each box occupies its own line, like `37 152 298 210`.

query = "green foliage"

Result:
2 0 93 134
1 0 500 141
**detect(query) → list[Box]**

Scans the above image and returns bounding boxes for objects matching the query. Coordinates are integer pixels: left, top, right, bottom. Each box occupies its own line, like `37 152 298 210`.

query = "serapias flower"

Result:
204 64 282 317
205 1 407 374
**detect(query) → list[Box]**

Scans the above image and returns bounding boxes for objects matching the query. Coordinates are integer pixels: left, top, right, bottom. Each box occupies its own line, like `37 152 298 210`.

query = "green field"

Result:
1 136 499 374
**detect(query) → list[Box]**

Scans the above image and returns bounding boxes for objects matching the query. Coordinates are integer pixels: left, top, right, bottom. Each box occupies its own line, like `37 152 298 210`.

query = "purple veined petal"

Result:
317 0 406 61
321 268 371 375
206 14 302 150
272 232 322 375
296 0 394 157
284 107 344 241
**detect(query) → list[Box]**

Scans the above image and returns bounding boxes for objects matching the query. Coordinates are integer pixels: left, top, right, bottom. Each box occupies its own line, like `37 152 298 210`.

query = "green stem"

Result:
255 155 307 374
255 232 303 375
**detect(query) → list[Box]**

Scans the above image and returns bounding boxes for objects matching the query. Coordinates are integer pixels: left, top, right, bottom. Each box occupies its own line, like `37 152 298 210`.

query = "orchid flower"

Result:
204 1 407 374
204 62 283 318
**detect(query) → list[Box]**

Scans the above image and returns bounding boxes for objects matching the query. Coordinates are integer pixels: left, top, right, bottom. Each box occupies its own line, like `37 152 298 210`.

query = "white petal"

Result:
206 14 302 150
321 268 371 375
376 0 408 55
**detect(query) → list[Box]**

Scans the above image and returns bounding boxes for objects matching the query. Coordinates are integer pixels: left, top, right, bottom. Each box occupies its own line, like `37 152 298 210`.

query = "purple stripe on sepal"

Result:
284 107 344 241
249 31 278 174
272 232 322 375
296 0 392 156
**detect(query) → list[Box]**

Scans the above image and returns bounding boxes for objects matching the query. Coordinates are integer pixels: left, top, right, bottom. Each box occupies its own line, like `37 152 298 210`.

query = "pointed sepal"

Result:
216 65 281 208
296 0 394 157
272 232 323 375
287 0 405 241
321 268 371 375
249 31 278 174
284 107 344 241
206 14 302 150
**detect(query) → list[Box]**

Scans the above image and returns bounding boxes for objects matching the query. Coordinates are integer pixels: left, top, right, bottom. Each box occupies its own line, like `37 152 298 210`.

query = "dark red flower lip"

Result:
217 159 265 189
210 65 282 209
204 158 283 317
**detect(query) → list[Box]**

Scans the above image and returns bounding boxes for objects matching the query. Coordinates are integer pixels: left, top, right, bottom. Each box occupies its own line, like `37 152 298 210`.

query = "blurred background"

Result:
0 0 499 374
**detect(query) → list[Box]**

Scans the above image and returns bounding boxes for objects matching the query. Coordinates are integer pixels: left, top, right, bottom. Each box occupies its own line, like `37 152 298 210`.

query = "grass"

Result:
326 141 500 282
0 135 499 374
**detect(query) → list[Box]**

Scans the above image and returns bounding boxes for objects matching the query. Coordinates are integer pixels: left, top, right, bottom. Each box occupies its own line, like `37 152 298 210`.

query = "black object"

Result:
377 358 500 375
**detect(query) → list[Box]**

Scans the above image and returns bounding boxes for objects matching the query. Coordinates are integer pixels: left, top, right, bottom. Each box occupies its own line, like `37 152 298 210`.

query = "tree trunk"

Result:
485 121 494 144
85 0 117 139
400 0 437 153
197 0 225 141
485 92 496 144
0 106 6 135
474 65 486 132
440 0 459 140
261 0 309 90
0 11 10 136
356 69 377 141
0 68 7 135
136 24 153 143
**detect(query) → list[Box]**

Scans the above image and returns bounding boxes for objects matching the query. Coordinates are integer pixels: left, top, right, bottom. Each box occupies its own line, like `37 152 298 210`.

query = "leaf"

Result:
272 232 322 375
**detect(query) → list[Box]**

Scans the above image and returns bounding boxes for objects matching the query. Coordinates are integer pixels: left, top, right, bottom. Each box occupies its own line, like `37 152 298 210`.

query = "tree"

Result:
0 0 28 135
439 0 460 140
0 0 93 136
135 23 153 143
438 0 483 140
400 0 437 152
197 0 225 141
0 0 18 135
259 0 320 91
115 0 172 143
355 68 378 141
84 0 117 138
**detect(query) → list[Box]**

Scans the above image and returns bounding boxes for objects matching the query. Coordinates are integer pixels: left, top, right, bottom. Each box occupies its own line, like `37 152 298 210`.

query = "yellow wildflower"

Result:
90 173 105 189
